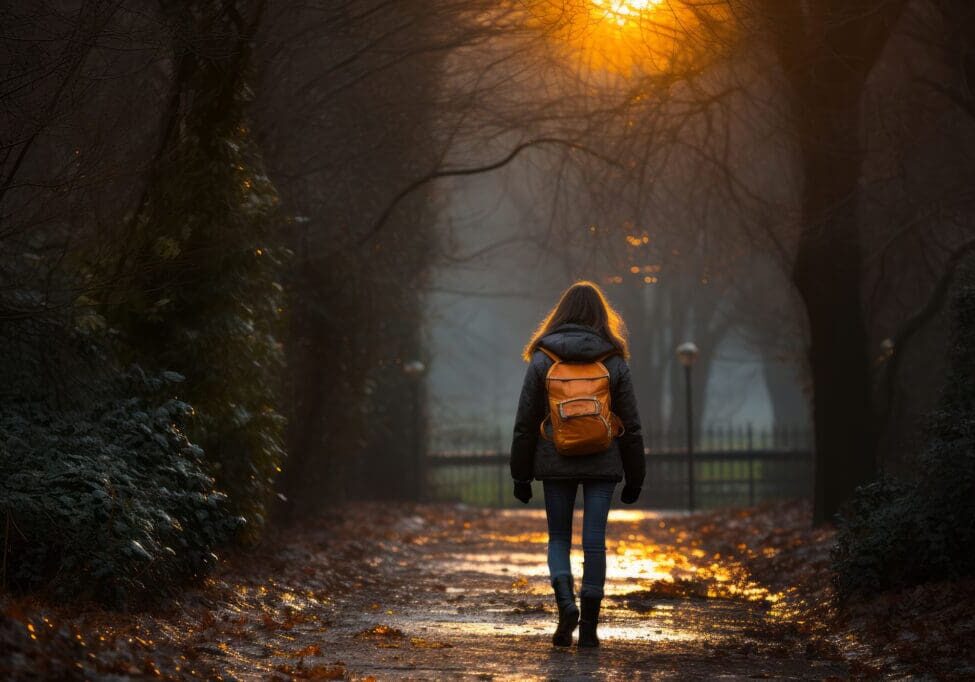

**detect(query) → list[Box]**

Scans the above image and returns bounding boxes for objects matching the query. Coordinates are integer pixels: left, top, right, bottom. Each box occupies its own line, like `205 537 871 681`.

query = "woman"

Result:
510 281 645 648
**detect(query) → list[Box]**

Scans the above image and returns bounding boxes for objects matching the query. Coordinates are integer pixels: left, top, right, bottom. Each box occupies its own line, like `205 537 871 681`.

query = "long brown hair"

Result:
523 281 629 361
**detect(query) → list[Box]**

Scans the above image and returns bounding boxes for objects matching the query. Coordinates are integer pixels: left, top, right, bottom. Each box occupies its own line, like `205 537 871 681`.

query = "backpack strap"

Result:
538 347 561 363
610 412 625 437
537 347 559 440
539 415 552 440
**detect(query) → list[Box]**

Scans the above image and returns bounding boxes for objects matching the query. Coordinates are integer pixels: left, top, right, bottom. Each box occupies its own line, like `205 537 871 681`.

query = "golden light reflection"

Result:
610 535 782 604
608 509 663 522
365 509 790 659
475 510 784 607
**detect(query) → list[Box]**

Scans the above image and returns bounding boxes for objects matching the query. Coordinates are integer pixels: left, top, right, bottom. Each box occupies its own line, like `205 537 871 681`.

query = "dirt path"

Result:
2 504 849 680
194 505 846 680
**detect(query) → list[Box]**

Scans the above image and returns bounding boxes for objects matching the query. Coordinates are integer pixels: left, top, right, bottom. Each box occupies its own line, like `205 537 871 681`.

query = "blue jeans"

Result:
542 479 616 599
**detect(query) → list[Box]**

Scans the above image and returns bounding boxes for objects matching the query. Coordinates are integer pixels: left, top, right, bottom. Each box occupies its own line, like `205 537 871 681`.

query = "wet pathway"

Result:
192 505 847 680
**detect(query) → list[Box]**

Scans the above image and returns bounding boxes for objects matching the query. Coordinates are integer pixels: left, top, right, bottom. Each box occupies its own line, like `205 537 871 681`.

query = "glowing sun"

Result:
591 0 664 26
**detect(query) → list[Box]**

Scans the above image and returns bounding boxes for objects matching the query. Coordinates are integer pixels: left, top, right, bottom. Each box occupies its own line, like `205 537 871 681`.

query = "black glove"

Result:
620 485 641 504
513 480 532 504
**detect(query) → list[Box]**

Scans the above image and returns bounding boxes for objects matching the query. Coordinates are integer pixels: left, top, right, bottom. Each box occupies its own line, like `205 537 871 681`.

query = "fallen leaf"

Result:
295 644 322 657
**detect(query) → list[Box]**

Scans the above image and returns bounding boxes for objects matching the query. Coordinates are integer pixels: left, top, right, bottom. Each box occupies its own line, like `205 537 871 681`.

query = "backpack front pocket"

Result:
557 397 601 419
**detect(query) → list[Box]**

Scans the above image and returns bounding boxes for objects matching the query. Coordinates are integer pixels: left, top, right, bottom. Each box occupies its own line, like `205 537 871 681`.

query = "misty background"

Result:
426 168 794 450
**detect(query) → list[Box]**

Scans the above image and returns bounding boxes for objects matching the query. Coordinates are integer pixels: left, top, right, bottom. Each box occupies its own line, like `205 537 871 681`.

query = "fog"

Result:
426 163 789 452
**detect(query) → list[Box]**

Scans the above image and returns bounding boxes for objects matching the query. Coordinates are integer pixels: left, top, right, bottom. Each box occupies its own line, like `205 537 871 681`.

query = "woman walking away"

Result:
509 281 646 648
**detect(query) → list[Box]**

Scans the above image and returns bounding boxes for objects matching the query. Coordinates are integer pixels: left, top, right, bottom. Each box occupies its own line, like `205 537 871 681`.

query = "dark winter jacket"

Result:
509 324 646 486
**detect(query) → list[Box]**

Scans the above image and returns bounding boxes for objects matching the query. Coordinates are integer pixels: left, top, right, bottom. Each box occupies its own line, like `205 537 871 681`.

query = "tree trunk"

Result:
792 94 876 524
755 0 907 524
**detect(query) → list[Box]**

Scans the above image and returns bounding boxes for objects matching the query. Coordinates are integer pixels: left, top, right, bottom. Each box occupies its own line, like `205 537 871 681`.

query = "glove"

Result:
620 485 641 504
513 480 532 504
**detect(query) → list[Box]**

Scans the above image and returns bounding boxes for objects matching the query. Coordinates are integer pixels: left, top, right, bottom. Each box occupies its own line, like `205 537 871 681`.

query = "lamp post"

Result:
676 342 699 511
402 359 427 500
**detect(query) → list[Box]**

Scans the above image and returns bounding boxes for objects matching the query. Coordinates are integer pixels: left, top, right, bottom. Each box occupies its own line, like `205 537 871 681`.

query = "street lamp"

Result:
402 360 426 377
676 342 699 511
402 360 427 500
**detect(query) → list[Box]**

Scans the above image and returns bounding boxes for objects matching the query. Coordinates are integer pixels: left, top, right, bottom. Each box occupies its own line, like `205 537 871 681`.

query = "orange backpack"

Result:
538 347 624 456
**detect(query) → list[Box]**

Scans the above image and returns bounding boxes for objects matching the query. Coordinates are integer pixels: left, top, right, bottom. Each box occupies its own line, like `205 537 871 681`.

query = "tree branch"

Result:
355 137 623 246
890 236 975 350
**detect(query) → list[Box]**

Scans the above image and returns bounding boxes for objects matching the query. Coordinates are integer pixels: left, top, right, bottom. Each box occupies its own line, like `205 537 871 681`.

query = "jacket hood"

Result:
537 324 617 362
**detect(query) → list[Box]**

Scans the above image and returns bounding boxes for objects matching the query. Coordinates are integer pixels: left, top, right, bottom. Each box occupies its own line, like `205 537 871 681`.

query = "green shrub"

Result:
832 479 929 595
0 368 243 606
834 272 975 597
111 45 286 539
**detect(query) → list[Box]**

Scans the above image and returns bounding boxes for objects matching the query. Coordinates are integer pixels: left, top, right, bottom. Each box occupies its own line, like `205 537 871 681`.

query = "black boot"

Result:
551 576 579 647
578 596 601 648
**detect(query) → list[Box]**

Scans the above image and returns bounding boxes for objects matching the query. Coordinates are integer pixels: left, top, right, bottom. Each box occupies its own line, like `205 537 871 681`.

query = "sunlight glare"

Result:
592 0 663 22
522 0 732 78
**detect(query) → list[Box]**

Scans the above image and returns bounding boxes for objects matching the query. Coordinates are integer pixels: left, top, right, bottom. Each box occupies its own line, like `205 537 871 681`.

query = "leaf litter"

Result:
1 501 966 679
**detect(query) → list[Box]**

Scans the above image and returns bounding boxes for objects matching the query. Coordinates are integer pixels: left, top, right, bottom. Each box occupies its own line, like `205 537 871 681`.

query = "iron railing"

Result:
425 425 812 510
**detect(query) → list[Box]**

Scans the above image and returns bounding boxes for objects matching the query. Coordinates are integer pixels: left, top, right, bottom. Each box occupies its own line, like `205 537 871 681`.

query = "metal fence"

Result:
425 425 813 510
